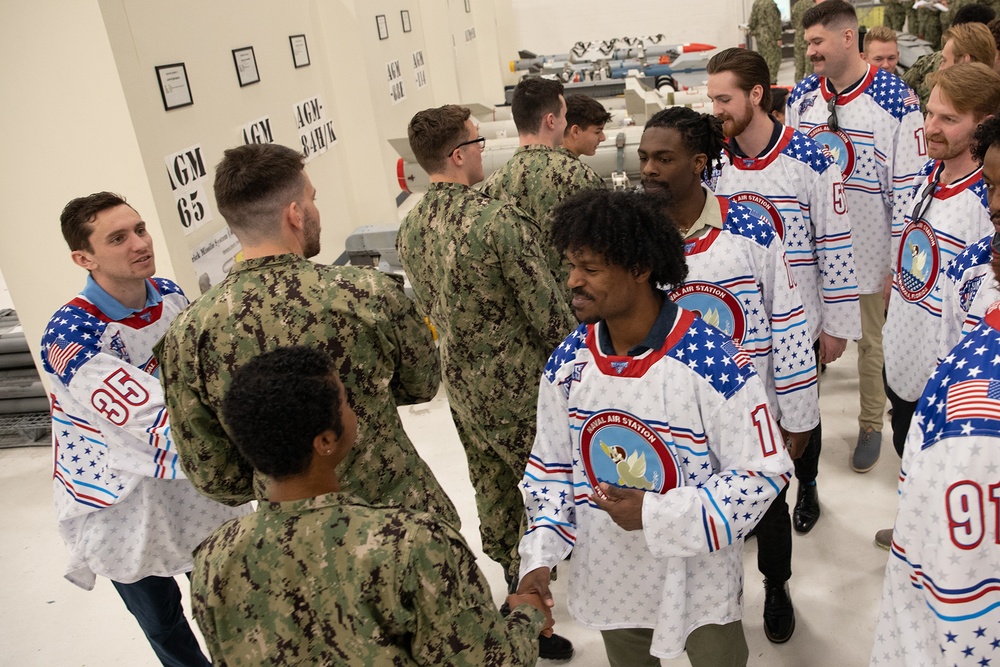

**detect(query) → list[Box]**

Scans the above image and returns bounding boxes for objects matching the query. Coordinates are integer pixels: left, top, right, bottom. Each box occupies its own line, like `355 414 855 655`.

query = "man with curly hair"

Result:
516 188 793 666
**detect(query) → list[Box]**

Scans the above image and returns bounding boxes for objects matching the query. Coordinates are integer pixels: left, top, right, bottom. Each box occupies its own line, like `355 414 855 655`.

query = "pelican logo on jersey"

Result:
669 281 747 344
580 409 681 494
729 192 784 239
806 125 856 179
896 220 940 302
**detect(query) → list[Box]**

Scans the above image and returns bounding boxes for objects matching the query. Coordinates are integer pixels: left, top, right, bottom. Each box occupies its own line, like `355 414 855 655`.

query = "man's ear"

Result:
71 250 95 271
632 267 652 285
284 199 304 233
693 152 708 177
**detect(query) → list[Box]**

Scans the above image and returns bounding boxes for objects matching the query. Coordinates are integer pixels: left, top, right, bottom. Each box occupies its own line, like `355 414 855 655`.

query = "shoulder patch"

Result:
40 302 104 383
722 201 776 247
945 234 993 283
667 315 757 399
788 74 820 108
544 324 589 382
865 68 920 120
782 130 837 174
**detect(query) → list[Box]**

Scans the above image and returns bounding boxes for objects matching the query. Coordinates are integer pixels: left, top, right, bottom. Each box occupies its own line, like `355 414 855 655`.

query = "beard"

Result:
302 208 321 259
719 101 754 139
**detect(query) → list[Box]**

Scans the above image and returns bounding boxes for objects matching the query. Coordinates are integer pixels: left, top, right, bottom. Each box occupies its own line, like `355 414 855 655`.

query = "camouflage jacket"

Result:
192 492 545 666
902 50 941 111
157 254 459 526
482 144 605 284
749 0 783 40
397 183 575 470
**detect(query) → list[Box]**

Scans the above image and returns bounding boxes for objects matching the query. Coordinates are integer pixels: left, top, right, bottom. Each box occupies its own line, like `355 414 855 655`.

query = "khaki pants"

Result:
601 621 749 667
858 292 887 432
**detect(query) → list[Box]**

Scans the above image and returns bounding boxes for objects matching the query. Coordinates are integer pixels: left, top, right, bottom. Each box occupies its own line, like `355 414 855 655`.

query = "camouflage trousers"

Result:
916 8 942 49
794 41 813 83
884 2 906 30
451 406 531 583
755 37 782 84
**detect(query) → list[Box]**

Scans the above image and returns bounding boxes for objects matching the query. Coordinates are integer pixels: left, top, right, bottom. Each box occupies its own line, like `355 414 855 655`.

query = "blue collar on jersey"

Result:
597 292 678 357
81 275 162 321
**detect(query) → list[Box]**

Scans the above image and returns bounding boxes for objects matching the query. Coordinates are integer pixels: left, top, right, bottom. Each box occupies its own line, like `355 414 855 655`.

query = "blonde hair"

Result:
943 23 996 67
864 25 898 50
927 61 1000 117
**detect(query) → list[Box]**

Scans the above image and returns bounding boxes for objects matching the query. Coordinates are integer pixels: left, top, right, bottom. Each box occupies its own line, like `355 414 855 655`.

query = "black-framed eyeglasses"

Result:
827 94 840 132
450 136 485 156
909 167 942 224
991 230 1000 254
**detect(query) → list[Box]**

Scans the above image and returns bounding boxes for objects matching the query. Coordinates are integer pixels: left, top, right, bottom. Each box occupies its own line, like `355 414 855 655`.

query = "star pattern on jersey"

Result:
669 317 756 399
544 325 587 382
868 67 922 120
724 202 778 246
782 130 838 174
42 306 104 383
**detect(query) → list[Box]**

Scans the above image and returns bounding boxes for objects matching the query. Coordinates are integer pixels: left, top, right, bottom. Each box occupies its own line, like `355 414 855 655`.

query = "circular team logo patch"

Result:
670 281 746 344
729 192 784 239
896 220 940 302
580 410 681 494
807 125 856 179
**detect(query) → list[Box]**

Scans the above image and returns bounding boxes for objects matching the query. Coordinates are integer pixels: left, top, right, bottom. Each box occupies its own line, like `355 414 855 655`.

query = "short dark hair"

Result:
564 94 612 132
511 77 565 135
988 17 1000 48
644 107 726 182
213 143 305 243
408 105 472 174
954 3 997 26
222 346 345 480
972 114 1000 164
802 0 858 31
551 189 688 290
707 48 773 112
59 192 132 252
770 87 789 115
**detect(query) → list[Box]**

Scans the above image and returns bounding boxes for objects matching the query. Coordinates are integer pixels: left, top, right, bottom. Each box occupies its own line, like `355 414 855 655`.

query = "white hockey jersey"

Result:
936 233 1000 364
716 124 861 342
787 64 926 294
41 277 247 588
670 195 819 433
871 302 1000 666
883 161 991 401
519 305 793 659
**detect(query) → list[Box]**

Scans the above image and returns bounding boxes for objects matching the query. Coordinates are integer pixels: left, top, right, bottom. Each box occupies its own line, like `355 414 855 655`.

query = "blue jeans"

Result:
111 575 211 667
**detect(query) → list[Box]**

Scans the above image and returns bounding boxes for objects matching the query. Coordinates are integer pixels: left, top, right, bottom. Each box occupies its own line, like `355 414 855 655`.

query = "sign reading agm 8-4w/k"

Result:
293 95 337 163
164 143 214 235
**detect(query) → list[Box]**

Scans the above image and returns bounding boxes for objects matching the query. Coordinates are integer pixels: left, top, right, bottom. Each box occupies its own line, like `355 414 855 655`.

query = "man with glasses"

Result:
483 77 606 286
870 118 1000 667
787 0 926 474
876 62 1000 548
397 105 577 661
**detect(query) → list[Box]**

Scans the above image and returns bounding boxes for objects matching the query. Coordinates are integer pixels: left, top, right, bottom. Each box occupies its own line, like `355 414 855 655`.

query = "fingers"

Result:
516 567 553 605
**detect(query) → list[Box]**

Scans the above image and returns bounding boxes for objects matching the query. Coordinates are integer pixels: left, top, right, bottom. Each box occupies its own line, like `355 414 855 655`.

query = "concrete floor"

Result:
0 339 900 666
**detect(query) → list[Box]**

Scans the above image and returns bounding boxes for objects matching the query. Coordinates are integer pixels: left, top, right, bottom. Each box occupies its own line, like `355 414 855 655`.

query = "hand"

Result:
592 482 645 531
818 332 847 365
516 567 553 608
779 426 812 459
883 274 894 310
506 591 555 637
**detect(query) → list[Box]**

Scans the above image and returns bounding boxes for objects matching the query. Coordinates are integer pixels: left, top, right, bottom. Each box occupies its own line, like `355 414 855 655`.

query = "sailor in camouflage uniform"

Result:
904 18 997 110
883 0 908 30
397 105 574 579
792 0 816 82
558 93 611 182
158 143 459 527
193 346 553 667
901 49 942 109
749 0 784 83
482 77 605 287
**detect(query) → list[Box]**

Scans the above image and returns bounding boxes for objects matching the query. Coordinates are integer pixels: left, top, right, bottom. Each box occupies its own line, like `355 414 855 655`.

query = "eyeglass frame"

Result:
449 135 486 156
827 94 840 132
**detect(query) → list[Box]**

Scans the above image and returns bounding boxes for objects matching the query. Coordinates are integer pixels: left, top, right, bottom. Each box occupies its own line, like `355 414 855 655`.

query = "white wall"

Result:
508 0 752 60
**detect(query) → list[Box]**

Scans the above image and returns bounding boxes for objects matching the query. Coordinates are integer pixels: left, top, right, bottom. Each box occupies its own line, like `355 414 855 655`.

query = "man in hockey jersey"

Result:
482 77 606 286
158 143 460 527
638 104 820 644
396 105 576 661
516 188 793 667
869 226 1000 666
935 114 1000 366
883 62 998 466
709 48 861 547
41 192 247 666
788 0 926 473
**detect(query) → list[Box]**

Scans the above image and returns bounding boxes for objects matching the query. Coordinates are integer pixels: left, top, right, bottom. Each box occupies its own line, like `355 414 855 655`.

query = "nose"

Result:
806 44 816 58
598 130 606 143
641 157 656 178
712 99 722 116
567 265 584 289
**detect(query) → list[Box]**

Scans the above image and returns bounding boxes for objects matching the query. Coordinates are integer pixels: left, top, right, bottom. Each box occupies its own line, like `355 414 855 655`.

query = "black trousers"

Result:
883 368 917 458
793 342 822 483
754 484 792 583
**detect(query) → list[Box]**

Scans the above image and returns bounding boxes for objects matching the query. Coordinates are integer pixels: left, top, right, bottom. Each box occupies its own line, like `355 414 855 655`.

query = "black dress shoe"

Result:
538 632 574 661
763 579 796 643
793 483 820 533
